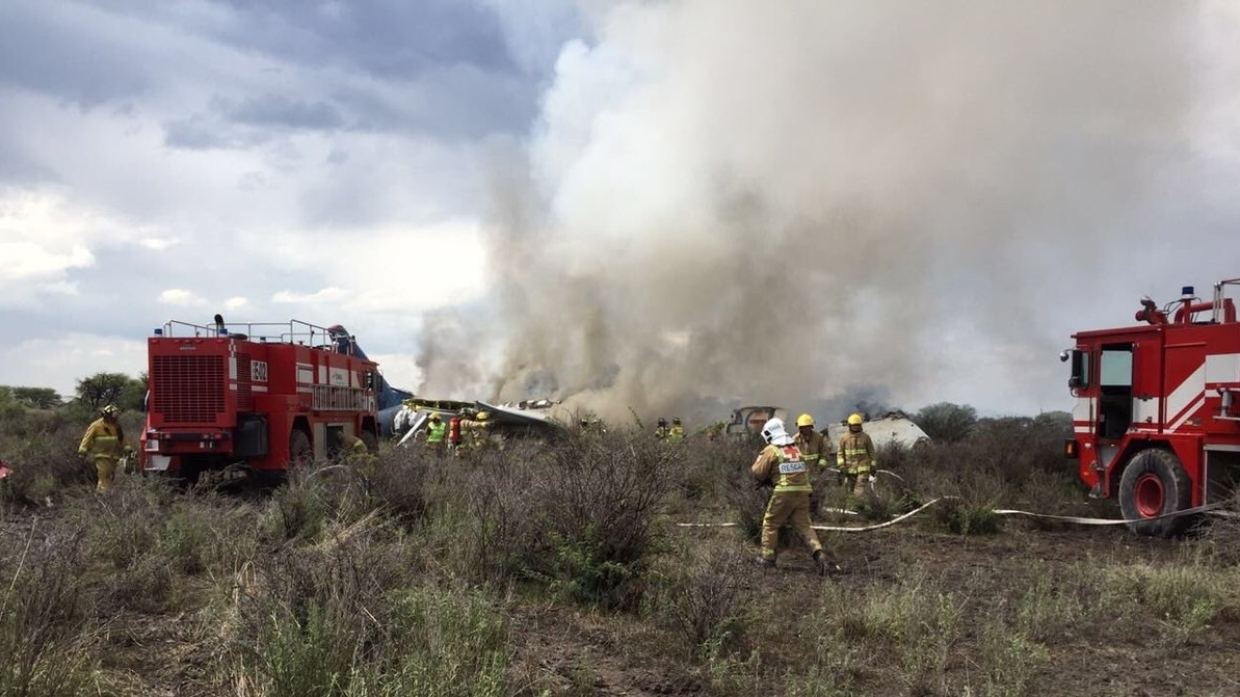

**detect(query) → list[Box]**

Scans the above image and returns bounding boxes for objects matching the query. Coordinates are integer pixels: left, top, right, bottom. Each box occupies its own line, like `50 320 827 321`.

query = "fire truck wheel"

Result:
289 429 313 469
1118 448 1192 538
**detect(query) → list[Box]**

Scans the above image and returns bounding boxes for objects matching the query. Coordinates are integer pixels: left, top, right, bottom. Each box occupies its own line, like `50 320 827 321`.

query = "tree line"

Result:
0 372 147 412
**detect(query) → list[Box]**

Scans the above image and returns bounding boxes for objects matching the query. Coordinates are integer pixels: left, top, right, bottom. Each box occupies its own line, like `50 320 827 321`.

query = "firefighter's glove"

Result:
868 474 877 484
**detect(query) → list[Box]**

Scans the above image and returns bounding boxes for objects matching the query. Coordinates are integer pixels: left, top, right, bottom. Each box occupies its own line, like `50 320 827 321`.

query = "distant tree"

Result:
914 402 978 444
75 372 134 410
119 372 148 412
9 386 63 409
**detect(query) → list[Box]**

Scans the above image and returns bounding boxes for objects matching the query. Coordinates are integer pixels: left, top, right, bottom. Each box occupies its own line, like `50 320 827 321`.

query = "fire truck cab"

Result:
1065 278 1240 536
139 318 381 485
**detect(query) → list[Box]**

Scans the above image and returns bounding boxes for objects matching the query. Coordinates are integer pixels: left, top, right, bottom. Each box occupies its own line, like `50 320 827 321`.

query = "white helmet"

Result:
761 417 793 446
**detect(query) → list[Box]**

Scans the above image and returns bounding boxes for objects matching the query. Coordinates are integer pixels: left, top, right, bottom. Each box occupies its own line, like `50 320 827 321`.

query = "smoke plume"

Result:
417 1 1202 423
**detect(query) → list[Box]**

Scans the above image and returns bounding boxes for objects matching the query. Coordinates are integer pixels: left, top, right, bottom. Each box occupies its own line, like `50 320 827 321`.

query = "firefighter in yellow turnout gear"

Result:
667 417 686 442
793 413 831 516
78 404 131 492
458 411 492 452
837 413 877 497
751 417 835 575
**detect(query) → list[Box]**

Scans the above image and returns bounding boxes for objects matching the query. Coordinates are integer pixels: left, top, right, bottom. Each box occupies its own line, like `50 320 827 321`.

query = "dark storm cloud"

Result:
210 0 519 77
0 2 151 107
226 94 346 130
3 0 557 148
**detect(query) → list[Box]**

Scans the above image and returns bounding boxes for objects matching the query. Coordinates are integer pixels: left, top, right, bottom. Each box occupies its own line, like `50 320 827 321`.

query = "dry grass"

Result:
2 410 1240 696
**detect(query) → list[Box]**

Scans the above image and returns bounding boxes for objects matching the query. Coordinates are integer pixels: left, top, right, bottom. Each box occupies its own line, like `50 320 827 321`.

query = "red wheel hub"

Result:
1134 473 1165 518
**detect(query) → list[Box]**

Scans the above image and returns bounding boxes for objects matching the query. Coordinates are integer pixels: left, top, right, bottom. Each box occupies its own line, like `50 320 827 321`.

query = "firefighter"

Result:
341 432 377 468
78 404 131 492
793 413 831 515
425 412 447 453
654 418 670 439
837 413 877 497
751 417 835 574
668 417 686 442
459 410 492 452
448 414 463 452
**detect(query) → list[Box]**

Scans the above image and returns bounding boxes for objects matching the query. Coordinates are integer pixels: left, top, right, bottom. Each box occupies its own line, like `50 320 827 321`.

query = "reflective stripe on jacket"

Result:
794 430 830 468
751 444 813 493
79 418 127 460
836 431 876 474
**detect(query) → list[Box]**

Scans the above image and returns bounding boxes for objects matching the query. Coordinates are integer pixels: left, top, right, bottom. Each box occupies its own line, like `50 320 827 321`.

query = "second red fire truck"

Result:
138 317 380 486
1065 277 1240 536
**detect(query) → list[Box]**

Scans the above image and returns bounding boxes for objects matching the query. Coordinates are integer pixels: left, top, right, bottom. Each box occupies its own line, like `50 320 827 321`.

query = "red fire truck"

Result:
138 318 380 485
1064 277 1240 536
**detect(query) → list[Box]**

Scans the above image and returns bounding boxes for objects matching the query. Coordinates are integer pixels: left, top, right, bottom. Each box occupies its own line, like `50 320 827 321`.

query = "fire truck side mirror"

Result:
1066 349 1090 390
1059 350 1071 363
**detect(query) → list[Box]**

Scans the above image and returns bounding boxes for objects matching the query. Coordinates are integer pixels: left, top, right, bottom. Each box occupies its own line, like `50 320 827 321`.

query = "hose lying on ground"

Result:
676 497 1230 533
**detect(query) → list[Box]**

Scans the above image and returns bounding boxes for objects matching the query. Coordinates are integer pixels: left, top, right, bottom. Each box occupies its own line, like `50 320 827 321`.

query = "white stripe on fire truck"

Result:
1072 397 1094 434
296 363 314 384
1163 363 1205 428
1168 393 1205 431
1205 353 1240 385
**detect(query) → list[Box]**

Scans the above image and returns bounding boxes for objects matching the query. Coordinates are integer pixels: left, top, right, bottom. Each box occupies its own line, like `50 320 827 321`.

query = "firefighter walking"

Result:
793 413 831 516
78 404 131 492
837 413 877 497
751 417 835 575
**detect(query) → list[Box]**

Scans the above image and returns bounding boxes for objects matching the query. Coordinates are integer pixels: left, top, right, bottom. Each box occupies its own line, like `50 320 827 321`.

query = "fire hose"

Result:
677 493 1231 533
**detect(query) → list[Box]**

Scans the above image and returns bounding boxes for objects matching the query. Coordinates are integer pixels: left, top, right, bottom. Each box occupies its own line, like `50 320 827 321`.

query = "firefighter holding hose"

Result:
751 417 836 575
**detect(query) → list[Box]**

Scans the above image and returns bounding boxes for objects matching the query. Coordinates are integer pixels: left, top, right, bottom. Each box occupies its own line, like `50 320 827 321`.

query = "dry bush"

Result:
645 543 754 657
363 445 432 526
0 527 101 697
887 419 1078 535
522 431 676 610
669 437 754 506
421 431 676 610
724 474 770 543
225 528 511 697
0 409 95 506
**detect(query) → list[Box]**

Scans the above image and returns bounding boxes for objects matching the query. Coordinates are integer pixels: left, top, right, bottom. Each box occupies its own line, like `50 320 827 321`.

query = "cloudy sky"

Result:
3 1 1240 420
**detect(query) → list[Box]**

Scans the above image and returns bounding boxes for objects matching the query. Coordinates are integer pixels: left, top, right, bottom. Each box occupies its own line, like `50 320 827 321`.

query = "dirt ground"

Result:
510 518 1240 697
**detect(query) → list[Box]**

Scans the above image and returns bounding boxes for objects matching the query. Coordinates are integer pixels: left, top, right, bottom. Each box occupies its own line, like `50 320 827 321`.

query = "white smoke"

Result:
418 1 1217 423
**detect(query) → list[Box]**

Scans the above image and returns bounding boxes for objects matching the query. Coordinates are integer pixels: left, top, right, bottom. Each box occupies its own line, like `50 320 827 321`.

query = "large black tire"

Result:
1118 448 1193 538
288 429 313 470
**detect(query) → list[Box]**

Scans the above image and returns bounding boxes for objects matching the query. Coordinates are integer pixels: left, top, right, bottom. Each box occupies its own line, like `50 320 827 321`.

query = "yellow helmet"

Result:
429 412 441 421
847 413 863 426
796 413 815 427
477 411 490 422
101 404 120 417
